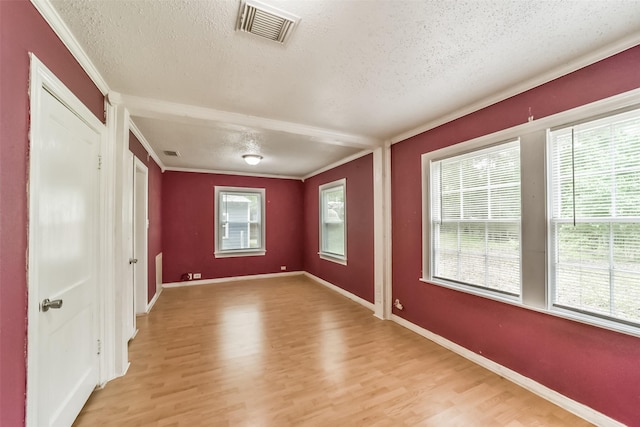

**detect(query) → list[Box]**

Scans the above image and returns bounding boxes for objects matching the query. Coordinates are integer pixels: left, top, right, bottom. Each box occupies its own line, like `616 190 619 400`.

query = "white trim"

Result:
304 272 375 311
110 92 381 149
373 147 385 319
27 54 109 427
214 186 266 257
163 271 304 288
390 34 640 146
382 141 393 320
303 150 373 180
415 87 640 163
133 157 149 316
390 315 624 427
129 119 165 171
318 178 347 262
418 87 640 338
146 287 162 313
30 0 110 95
165 166 301 181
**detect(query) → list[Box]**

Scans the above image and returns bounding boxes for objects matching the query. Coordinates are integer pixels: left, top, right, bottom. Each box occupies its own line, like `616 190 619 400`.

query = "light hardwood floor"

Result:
74 276 591 426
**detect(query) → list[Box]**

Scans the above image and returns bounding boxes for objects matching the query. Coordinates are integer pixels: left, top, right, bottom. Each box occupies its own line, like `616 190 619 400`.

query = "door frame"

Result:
26 54 112 426
133 157 149 315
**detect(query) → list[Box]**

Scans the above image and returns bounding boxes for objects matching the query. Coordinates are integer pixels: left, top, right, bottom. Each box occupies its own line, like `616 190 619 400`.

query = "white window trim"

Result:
420 86 640 338
319 178 347 265
423 139 524 304
214 186 266 258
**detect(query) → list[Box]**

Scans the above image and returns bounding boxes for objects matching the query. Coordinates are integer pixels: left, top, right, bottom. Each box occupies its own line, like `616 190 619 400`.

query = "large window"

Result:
430 141 521 297
422 94 640 336
319 179 346 264
549 108 640 326
214 186 265 258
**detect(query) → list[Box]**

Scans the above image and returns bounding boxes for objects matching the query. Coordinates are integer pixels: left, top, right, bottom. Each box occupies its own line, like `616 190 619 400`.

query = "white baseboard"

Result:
162 271 304 288
304 272 375 311
146 287 162 312
390 314 624 427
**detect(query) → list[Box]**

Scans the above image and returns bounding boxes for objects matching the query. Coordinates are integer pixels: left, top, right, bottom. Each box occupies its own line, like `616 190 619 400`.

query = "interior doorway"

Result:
133 157 149 315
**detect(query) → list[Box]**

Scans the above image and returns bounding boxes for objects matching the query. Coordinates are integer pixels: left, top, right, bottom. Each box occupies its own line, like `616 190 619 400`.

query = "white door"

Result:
124 151 136 340
133 159 149 315
30 89 101 427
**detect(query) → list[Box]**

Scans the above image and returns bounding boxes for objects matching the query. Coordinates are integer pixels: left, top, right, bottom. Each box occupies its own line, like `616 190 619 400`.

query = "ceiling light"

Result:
243 154 263 165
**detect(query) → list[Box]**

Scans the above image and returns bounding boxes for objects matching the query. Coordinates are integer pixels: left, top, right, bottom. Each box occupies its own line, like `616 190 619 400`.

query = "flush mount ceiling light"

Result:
243 154 263 165
236 0 300 44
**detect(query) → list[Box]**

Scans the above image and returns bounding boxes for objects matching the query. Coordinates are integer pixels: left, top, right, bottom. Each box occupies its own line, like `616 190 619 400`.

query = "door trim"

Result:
26 54 110 426
133 157 149 315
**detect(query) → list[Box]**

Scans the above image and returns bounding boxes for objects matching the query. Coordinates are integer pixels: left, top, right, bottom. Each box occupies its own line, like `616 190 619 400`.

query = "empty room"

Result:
2 0 640 426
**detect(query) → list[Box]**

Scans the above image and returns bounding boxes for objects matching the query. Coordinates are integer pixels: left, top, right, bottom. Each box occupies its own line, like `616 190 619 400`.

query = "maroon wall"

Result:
162 171 304 282
0 1 105 425
391 45 640 425
129 132 162 302
303 155 375 303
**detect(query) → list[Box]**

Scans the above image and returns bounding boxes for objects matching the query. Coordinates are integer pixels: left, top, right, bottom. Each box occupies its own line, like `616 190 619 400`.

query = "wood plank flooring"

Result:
74 276 591 426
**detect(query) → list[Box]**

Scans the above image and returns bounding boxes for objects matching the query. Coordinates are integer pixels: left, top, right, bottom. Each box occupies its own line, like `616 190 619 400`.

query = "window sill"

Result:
420 277 520 305
419 277 640 338
214 250 266 259
319 253 347 265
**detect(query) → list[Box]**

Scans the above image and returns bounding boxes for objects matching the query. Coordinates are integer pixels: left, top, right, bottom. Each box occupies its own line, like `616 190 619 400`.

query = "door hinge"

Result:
97 339 102 355
98 155 102 170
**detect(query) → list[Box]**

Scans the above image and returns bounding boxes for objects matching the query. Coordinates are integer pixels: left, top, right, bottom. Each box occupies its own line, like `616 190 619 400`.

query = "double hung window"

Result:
423 97 640 335
430 141 521 297
319 179 347 264
214 186 265 257
548 109 640 326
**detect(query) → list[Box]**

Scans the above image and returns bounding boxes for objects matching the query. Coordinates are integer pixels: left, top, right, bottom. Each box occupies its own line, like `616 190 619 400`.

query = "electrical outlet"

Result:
280 266 286 271
193 273 201 279
187 273 193 280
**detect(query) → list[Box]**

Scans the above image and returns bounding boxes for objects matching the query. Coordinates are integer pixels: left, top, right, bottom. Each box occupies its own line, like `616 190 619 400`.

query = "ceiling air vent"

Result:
163 150 180 157
236 0 299 44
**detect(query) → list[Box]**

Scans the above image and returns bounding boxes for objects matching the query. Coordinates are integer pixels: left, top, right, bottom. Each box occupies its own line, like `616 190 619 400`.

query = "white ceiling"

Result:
50 0 640 178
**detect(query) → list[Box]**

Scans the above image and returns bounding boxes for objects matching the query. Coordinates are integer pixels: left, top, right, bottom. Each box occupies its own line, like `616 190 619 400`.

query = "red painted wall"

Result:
129 132 162 302
0 1 105 425
391 45 640 426
162 171 303 282
303 155 375 303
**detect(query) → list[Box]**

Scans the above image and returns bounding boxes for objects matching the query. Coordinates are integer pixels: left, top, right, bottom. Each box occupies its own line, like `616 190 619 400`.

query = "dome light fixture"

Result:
242 154 263 165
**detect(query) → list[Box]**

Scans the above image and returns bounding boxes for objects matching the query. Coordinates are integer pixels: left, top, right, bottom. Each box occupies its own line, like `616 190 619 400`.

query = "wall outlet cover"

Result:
193 273 202 279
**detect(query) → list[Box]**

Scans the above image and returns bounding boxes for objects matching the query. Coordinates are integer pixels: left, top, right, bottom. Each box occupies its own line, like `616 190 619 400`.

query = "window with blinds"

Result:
319 178 347 264
549 108 640 326
214 186 266 258
431 140 521 296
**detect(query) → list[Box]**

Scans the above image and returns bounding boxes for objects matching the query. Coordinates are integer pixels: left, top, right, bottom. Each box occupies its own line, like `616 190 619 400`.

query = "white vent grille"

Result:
236 0 299 44
163 150 180 157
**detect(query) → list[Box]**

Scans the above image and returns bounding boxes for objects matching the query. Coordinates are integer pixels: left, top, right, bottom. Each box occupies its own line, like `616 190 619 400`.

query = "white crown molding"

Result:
30 0 110 95
391 315 624 427
164 166 303 181
128 119 165 172
302 149 373 180
390 33 640 145
109 92 381 149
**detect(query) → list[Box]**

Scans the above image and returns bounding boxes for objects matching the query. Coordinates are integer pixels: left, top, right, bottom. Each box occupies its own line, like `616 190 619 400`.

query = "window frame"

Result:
319 178 347 265
420 87 640 338
546 107 640 331
214 186 266 258
428 139 523 300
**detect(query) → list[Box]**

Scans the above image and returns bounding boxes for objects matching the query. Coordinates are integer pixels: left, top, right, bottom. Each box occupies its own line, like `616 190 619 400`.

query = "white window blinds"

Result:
549 108 640 326
431 140 521 296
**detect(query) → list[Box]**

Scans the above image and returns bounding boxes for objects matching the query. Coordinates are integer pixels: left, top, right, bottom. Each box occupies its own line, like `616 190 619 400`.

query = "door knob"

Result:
41 298 63 312
129 258 138 264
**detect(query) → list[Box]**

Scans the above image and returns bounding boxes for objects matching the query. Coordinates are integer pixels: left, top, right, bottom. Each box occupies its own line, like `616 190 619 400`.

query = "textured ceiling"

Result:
50 0 640 177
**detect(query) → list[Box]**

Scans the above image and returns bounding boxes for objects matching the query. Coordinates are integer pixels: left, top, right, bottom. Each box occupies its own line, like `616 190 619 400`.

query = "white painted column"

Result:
373 142 393 319
104 100 131 379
